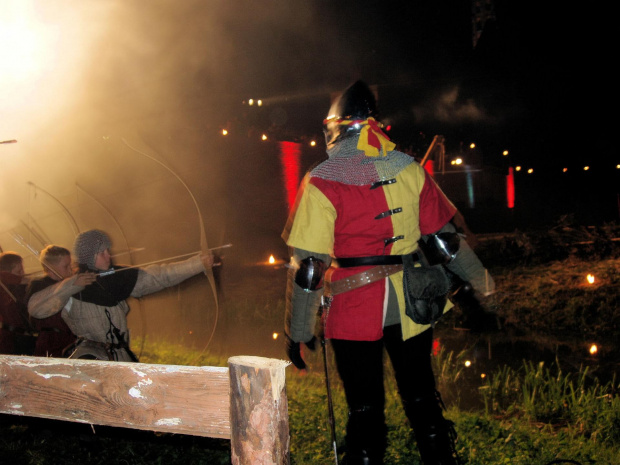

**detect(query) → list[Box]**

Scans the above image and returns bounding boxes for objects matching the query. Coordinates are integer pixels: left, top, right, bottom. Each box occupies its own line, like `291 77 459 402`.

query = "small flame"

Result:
272 332 279 340
268 255 275 264
587 274 595 284
589 344 598 355
464 360 472 367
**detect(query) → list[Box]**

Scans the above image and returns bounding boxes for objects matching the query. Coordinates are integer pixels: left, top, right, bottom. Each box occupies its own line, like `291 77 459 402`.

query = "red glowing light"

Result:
432 339 441 356
279 141 302 214
506 166 515 208
424 159 435 177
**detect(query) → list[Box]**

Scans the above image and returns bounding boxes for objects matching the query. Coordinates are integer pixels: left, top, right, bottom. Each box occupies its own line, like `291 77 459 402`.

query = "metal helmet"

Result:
323 80 379 148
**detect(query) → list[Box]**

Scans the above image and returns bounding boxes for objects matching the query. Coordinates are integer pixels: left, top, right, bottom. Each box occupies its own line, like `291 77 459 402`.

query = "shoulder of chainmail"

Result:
310 136 415 185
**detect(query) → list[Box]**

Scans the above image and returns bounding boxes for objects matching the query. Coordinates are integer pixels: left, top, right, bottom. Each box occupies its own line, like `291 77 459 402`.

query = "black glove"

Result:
285 334 317 370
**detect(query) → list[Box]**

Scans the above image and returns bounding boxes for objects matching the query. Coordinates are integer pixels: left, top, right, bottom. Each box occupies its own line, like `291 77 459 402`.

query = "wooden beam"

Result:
0 355 230 439
229 355 291 465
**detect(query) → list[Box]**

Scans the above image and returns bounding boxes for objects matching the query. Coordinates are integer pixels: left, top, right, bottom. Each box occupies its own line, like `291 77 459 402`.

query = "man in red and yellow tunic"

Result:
283 81 461 465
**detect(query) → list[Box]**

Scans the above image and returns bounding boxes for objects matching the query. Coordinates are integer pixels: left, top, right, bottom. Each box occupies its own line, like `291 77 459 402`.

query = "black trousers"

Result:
331 325 441 460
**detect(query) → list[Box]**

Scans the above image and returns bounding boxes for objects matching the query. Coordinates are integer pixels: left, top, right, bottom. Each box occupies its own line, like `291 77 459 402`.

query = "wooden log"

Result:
0 355 230 438
229 356 291 465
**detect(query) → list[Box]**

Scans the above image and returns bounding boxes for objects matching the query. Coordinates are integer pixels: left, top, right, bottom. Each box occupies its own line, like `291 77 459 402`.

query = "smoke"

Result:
0 0 347 266
411 86 492 126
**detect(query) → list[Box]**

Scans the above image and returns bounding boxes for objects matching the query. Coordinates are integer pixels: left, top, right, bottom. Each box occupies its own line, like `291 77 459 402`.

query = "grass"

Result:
1 225 619 464
285 343 620 465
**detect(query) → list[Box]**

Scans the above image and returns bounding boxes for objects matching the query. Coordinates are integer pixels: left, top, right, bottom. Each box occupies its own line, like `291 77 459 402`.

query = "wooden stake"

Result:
228 356 291 465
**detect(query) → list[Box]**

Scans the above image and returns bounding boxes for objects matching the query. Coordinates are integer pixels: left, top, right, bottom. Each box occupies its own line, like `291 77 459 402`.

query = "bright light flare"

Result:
272 332 279 340
221 129 228 136
589 344 598 355
0 3 105 136
464 360 472 367
586 274 595 284
268 255 275 264
261 134 268 141
0 3 51 83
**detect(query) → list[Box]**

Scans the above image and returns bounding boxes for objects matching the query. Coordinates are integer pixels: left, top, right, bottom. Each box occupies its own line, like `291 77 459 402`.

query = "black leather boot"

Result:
341 405 386 465
404 392 463 465
414 419 461 465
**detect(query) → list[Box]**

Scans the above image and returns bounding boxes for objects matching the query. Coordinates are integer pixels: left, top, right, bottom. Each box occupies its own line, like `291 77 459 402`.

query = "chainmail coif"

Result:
74 229 112 269
312 135 414 185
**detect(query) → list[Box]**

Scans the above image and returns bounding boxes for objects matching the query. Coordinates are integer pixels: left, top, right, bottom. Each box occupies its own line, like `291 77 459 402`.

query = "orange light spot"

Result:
587 274 595 284
268 255 275 264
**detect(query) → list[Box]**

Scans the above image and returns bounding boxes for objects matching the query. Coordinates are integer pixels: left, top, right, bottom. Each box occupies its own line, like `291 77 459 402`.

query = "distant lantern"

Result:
262 134 268 141
527 168 534 174
310 140 316 147
586 273 595 284
589 344 598 355
515 166 522 171
257 99 263 106
272 332 279 340
583 166 590 171
563 167 568 172
268 255 275 264
469 143 475 149
248 99 254 106
464 360 472 367
616 164 620 169
222 129 228 136
502 150 509 156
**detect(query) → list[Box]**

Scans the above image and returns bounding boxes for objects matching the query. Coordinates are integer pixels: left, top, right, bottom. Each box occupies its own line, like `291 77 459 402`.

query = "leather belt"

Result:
326 264 403 296
336 252 420 268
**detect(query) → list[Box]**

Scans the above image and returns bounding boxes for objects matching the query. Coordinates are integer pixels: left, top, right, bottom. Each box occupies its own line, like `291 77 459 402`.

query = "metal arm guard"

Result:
294 256 327 291
285 250 330 343
418 226 460 266
441 222 495 296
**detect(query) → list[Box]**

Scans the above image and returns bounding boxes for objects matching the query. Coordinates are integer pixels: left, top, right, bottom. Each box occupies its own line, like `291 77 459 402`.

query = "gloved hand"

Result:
285 334 317 370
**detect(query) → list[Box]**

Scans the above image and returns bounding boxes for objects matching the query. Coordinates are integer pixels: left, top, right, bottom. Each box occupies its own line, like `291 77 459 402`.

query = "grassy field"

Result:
1 224 619 464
